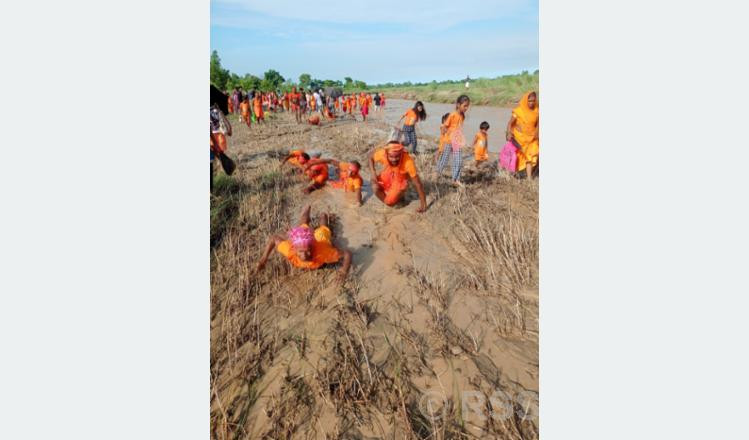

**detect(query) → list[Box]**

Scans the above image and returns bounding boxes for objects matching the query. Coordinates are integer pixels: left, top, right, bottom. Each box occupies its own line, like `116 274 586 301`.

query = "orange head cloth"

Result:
515 91 539 118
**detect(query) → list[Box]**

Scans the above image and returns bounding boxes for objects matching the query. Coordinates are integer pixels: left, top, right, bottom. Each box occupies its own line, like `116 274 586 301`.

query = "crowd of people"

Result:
211 87 539 283
225 86 387 126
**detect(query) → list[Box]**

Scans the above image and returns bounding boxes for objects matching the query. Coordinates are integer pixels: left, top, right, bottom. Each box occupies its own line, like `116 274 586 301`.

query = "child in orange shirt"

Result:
397 101 427 154
305 158 363 206
256 205 352 285
436 95 471 186
473 121 490 167
434 113 450 164
239 97 251 128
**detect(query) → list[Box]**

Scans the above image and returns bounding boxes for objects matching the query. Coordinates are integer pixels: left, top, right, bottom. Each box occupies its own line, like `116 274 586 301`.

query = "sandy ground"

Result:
379 99 513 154
211 110 538 439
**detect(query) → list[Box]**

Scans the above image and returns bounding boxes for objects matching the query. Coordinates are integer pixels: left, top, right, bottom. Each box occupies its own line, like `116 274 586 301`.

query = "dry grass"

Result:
210 111 538 439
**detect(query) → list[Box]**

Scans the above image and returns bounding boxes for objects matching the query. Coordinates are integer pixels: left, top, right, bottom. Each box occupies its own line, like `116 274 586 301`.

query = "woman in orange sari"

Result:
505 91 539 178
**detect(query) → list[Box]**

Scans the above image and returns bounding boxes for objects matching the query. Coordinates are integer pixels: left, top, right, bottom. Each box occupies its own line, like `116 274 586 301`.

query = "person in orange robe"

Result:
303 161 329 193
473 121 490 166
282 149 310 170
227 94 234 114
253 91 265 123
305 158 363 206
359 93 369 121
239 97 251 127
506 91 539 178
368 142 427 212
256 205 352 285
289 87 302 124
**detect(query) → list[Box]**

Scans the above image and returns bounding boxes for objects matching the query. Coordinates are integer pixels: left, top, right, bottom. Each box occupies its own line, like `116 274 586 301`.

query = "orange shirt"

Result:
287 149 306 167
253 97 263 115
438 130 449 154
372 148 418 179
307 163 329 183
239 101 250 117
403 109 418 126
337 163 363 192
473 132 489 161
276 225 340 269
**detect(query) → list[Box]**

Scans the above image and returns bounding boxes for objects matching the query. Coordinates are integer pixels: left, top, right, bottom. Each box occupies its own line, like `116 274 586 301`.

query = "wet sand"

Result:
378 99 513 153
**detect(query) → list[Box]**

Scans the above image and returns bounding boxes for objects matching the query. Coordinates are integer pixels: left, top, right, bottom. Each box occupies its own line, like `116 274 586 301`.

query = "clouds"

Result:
210 0 538 84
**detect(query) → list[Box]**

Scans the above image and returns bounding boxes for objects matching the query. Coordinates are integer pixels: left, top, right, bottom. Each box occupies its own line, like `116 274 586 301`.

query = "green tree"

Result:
344 77 353 87
210 50 230 90
263 69 285 90
299 73 311 88
353 80 367 90
240 74 261 92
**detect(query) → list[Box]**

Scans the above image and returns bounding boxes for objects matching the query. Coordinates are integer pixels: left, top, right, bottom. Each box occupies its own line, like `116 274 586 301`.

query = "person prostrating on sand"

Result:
281 149 311 171
368 142 427 212
302 160 329 194
304 158 363 206
256 205 352 285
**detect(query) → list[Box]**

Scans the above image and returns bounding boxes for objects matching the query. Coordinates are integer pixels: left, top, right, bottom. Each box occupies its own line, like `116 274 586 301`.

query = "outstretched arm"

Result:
411 175 427 213
338 249 352 285
256 235 283 271
506 115 517 141
368 151 379 186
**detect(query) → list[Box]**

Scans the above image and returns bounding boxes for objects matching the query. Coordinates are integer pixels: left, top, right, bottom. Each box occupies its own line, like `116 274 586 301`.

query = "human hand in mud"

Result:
416 202 427 213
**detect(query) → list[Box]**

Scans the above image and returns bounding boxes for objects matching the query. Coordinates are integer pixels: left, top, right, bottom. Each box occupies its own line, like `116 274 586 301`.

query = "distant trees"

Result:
210 50 230 90
299 73 311 88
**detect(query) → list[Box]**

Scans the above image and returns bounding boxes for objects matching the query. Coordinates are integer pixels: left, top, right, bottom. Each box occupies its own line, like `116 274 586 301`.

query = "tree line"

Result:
210 51 368 92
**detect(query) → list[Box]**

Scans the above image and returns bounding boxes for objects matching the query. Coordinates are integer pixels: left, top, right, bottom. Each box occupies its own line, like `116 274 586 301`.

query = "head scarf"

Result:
288 226 314 247
514 91 539 118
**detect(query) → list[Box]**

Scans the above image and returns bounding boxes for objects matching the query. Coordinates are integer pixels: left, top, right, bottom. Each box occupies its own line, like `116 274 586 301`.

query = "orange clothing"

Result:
442 111 465 149
330 162 363 193
438 128 449 156
227 97 234 114
512 91 539 170
334 99 340 110
310 98 316 110
239 101 251 124
276 225 340 269
372 147 418 179
307 163 329 185
287 149 306 168
473 132 489 161
253 96 264 118
403 109 418 126
373 147 418 206
209 132 227 154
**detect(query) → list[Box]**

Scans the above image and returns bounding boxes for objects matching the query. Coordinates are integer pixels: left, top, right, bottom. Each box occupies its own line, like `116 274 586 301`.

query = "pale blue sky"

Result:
210 0 538 85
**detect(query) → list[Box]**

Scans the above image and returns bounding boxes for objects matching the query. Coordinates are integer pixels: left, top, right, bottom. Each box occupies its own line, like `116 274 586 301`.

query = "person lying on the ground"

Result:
281 150 311 169
256 205 352 285
302 160 329 194
304 158 363 206
368 141 427 213
308 114 321 125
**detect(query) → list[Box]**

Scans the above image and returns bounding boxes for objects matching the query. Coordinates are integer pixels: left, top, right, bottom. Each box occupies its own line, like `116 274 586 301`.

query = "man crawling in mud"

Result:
256 205 352 284
368 141 427 213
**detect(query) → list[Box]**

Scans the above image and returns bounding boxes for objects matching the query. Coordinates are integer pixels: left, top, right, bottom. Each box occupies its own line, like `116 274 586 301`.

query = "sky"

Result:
210 0 538 85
